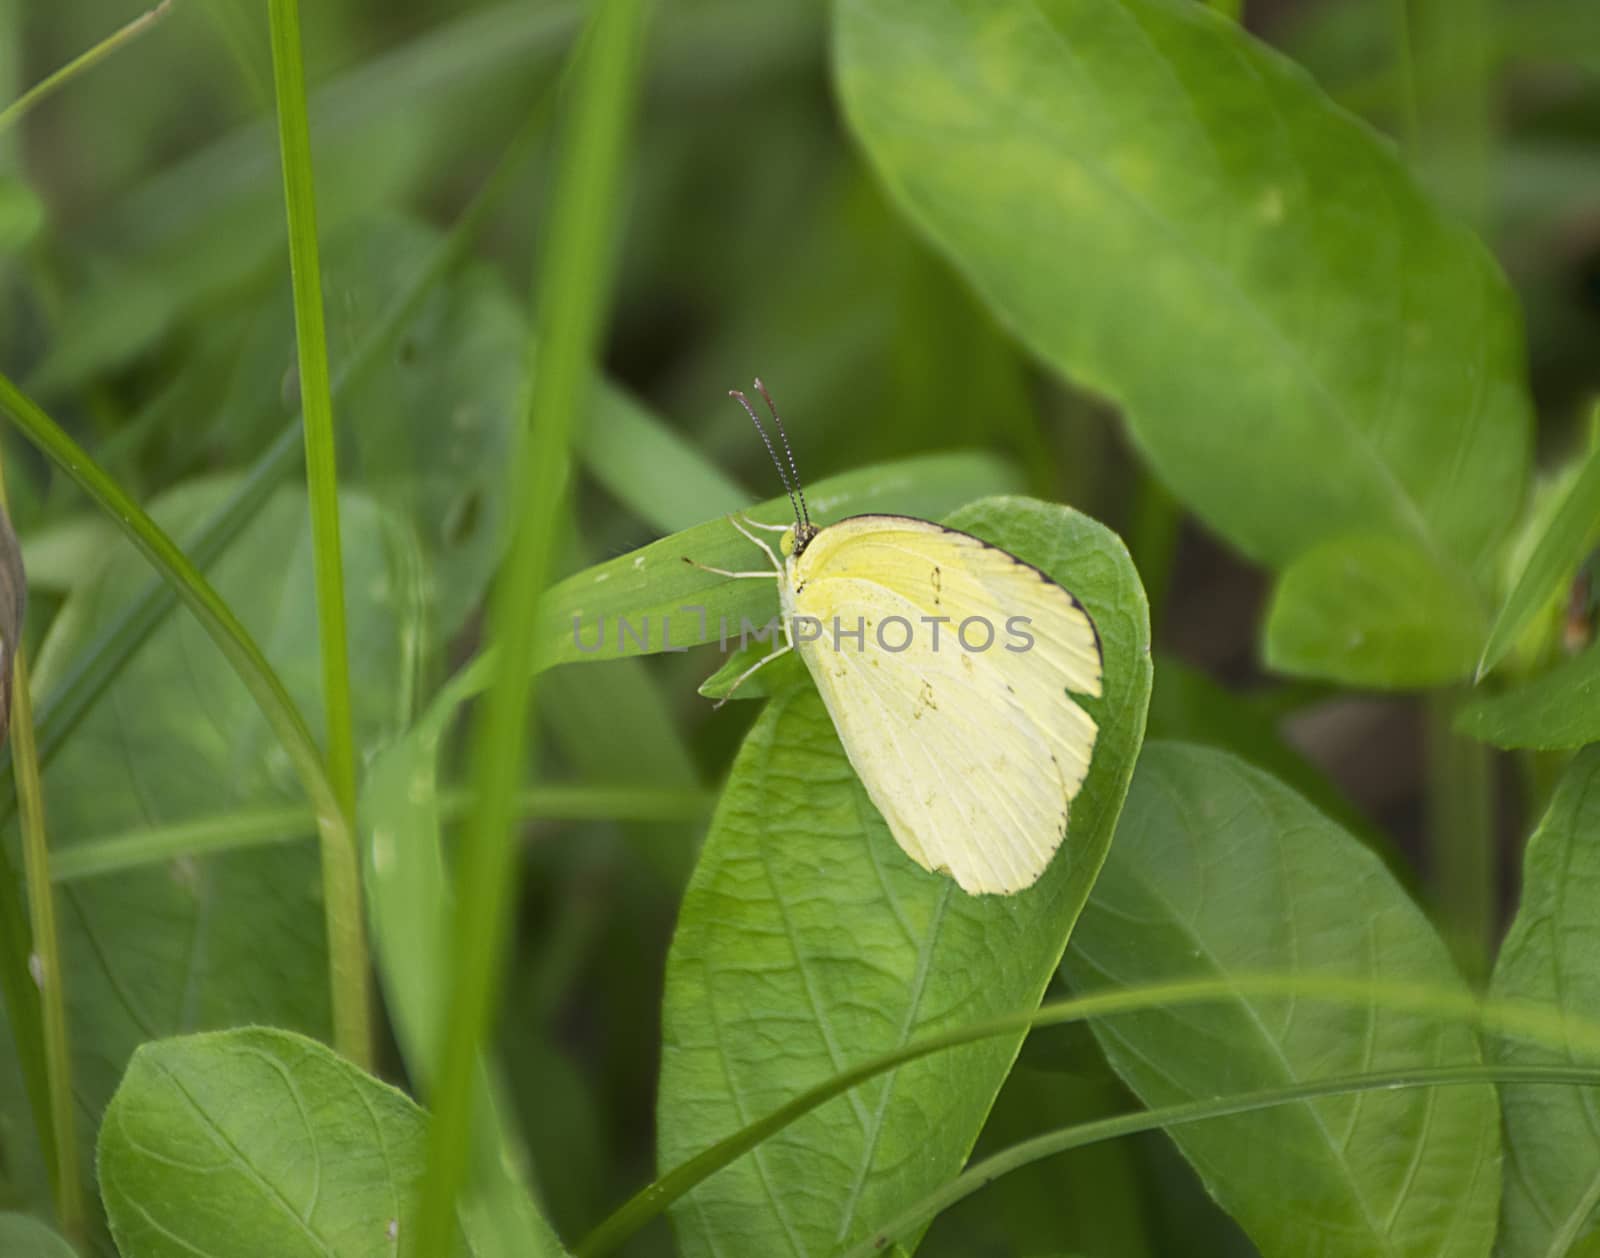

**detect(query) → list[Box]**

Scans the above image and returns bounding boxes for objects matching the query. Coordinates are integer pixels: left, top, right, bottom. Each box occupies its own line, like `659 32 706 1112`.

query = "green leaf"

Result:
1478 419 1600 680
98 1027 470 1258
0 481 414 1212
1489 745 1600 1258
0 1213 77 1257
1455 641 1600 750
835 0 1530 675
1264 534 1486 688
1062 742 1499 1258
362 665 569 1258
656 496 1151 1255
535 451 1023 668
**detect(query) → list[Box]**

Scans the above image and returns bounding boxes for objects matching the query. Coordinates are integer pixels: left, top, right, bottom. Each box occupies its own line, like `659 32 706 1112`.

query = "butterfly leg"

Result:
712 642 793 710
729 515 782 570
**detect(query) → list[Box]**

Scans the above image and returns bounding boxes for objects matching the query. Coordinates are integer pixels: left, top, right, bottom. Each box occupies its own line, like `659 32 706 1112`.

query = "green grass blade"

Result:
267 0 368 1065
415 2 649 1252
843 1063 1600 1258
1478 405 1600 680
0 1 173 135
0 372 365 1061
268 0 357 818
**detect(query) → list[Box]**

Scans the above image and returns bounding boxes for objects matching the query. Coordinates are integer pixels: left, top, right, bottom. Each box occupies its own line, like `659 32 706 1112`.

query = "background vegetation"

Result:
2 0 1600 1256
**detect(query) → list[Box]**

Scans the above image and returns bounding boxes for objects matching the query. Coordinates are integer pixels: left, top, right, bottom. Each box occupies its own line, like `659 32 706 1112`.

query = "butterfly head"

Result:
780 521 819 559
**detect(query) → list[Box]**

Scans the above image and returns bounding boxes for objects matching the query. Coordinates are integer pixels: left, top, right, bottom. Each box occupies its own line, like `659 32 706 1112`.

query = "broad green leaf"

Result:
835 0 1530 672
1490 746 1600 1258
536 451 1022 668
1478 419 1600 680
657 496 1151 1256
1264 535 1486 688
1062 742 1499 1258
0 481 415 1221
0 1213 76 1257
1456 641 1600 750
98 1027 470 1258
362 665 568 1258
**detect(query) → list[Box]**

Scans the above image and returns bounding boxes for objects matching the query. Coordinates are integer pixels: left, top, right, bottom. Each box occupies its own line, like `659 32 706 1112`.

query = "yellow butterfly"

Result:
692 381 1103 896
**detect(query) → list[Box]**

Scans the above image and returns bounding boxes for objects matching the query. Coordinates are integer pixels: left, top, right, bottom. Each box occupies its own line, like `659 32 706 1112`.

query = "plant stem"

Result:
414 1 648 1252
1409 0 1493 227
1127 474 1180 636
0 1 174 134
267 0 370 1067
0 460 81 1239
1407 0 1497 987
1387 0 1420 148
1427 693 1495 985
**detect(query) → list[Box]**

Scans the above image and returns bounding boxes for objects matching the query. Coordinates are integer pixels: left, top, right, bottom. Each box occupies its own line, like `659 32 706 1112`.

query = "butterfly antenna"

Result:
753 378 811 534
730 388 805 534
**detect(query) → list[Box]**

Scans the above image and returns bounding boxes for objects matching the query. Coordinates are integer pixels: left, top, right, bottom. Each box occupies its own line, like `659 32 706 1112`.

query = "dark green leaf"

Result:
1489 745 1600 1258
657 496 1151 1255
1063 742 1499 1258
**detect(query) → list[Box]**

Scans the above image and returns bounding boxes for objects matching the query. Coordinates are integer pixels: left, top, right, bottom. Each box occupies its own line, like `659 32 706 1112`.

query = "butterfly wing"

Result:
786 515 1101 894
